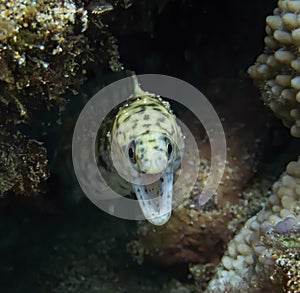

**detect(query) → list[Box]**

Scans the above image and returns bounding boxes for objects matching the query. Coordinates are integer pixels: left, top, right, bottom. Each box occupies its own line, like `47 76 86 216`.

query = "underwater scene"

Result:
1 0 300 292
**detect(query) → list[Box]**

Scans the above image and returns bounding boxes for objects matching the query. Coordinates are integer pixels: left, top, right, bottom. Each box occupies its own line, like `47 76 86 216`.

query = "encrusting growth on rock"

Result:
0 126 49 196
0 0 124 196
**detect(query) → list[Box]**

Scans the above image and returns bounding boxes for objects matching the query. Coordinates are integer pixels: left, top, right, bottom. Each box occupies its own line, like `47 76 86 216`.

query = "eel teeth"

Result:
133 171 173 226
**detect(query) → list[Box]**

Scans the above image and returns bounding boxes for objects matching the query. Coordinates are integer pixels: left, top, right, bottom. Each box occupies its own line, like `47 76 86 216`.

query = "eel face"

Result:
129 131 178 225
132 132 171 174
97 79 184 226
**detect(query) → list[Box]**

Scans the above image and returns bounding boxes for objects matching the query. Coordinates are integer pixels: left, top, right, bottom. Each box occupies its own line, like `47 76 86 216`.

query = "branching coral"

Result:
248 0 300 137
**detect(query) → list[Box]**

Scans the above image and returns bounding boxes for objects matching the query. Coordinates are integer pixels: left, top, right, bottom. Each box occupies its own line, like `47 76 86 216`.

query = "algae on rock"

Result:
0 0 124 196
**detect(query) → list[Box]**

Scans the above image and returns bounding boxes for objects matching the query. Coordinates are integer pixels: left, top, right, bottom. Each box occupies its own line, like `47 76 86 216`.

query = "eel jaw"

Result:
133 171 173 226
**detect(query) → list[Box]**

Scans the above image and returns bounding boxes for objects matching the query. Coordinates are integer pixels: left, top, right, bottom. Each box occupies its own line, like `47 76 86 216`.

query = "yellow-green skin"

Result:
112 93 183 172
97 82 184 225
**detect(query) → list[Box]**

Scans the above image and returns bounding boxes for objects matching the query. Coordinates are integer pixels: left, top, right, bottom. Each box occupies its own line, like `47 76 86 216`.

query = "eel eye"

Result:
167 143 172 155
128 147 134 158
164 137 173 159
128 141 136 163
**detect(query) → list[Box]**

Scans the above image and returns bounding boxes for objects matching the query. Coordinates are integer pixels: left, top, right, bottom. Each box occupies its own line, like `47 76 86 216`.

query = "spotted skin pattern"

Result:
96 79 184 225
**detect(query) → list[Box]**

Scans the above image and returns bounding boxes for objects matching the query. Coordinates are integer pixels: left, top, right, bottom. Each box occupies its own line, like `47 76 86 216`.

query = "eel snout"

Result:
133 170 173 225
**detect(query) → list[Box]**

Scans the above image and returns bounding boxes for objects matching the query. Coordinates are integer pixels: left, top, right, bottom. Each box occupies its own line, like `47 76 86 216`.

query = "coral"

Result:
208 2 300 291
248 0 300 137
269 233 300 292
0 126 49 196
203 3 300 291
205 158 300 292
275 253 300 292
189 263 216 292
0 0 123 124
0 0 89 124
0 0 124 196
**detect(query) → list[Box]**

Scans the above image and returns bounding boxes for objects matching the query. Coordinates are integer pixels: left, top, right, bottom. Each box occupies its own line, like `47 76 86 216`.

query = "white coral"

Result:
248 0 300 137
206 157 300 292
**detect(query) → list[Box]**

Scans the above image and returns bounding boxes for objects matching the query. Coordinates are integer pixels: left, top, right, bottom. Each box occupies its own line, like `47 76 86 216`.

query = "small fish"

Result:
96 75 184 225
87 0 114 14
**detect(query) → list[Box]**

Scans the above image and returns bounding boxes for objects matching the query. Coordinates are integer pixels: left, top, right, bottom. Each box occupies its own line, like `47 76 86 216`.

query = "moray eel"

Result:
96 76 184 225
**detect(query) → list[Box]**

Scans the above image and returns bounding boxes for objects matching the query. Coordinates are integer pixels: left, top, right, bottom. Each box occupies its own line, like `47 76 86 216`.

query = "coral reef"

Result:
2 1 300 292
0 0 126 123
0 0 124 196
0 0 89 124
248 0 300 137
205 158 300 292
234 2 300 291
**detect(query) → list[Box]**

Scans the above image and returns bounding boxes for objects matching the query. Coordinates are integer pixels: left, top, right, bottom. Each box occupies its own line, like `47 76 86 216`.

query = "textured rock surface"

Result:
0 126 49 196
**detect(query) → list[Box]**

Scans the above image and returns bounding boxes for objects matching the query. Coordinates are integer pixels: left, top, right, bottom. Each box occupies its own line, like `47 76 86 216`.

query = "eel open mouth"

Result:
132 171 173 226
